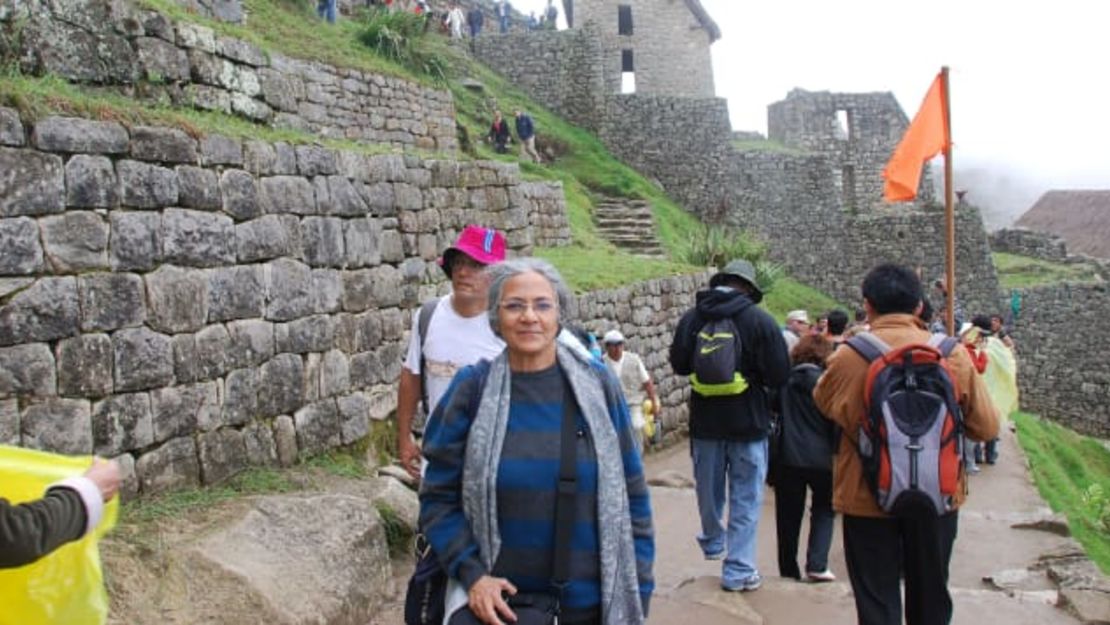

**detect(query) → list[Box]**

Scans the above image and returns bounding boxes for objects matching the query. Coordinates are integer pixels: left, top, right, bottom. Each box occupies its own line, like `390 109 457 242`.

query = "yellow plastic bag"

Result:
0 445 118 625
641 399 656 440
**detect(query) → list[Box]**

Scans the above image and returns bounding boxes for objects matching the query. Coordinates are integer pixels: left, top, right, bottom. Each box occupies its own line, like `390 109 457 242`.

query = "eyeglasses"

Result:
500 298 557 316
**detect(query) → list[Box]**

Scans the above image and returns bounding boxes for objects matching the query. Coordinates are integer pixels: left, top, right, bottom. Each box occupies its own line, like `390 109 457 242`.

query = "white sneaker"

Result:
806 570 836 583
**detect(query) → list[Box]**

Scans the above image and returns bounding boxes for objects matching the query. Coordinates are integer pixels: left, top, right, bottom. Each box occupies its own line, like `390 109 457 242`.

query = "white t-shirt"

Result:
603 351 650 425
402 295 505 417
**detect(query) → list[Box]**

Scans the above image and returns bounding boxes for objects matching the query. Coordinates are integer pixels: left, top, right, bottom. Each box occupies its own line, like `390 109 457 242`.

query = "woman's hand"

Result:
467 575 518 625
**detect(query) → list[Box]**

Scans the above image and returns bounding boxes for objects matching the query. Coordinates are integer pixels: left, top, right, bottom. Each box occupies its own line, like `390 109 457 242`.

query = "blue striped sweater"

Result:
419 361 654 620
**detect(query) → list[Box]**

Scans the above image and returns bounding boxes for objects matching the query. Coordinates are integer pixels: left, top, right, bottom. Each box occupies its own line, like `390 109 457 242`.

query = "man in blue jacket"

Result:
514 109 542 163
669 259 790 593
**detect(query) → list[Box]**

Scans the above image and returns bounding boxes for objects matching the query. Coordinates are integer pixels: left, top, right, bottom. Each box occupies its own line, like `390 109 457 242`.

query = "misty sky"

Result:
507 0 1110 224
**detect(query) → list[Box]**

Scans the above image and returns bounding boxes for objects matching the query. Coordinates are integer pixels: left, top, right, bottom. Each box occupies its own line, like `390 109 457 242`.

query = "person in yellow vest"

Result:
602 330 659 453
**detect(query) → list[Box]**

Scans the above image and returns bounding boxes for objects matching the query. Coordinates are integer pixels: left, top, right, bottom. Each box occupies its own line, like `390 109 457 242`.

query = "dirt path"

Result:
644 428 1080 624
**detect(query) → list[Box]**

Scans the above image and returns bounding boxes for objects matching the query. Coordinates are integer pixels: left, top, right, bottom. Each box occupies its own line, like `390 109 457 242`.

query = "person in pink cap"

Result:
396 225 508 479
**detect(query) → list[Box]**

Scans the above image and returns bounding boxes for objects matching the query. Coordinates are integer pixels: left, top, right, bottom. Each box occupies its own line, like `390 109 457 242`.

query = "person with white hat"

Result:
602 329 660 452
782 310 810 354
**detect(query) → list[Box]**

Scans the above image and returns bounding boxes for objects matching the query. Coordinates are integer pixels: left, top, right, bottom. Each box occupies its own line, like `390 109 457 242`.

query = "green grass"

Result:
538 245 699 292
761 277 849 323
122 467 298 524
993 252 1102 289
303 448 368 478
1014 411 1110 573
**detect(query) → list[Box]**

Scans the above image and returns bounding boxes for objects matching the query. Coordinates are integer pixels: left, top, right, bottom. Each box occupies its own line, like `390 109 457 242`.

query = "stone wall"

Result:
521 181 571 247
574 0 716 98
2 0 457 151
575 271 714 442
990 228 1069 262
0 111 545 497
1011 283 1110 436
472 26 606 131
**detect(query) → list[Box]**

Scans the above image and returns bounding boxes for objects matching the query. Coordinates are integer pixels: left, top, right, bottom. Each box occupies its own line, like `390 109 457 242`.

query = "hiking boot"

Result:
806 570 836 583
722 573 762 592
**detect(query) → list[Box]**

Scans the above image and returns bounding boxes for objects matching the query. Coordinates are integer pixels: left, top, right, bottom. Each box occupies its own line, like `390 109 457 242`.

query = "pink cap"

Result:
438 225 507 276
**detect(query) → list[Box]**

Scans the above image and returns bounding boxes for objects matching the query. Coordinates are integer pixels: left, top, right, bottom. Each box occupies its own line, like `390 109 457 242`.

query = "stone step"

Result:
596 218 652 228
595 208 655 219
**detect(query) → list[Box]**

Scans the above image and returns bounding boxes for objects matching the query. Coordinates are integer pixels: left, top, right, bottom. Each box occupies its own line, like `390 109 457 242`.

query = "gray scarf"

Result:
461 343 644 625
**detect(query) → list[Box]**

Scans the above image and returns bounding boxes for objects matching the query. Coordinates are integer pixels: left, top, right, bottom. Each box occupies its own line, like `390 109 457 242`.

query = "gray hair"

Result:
486 257 574 337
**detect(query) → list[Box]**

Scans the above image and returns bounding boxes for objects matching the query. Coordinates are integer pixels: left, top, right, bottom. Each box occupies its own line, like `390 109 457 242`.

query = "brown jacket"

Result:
813 314 1000 518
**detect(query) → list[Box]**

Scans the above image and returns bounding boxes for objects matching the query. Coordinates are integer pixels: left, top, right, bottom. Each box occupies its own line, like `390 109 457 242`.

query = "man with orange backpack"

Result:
814 263 998 625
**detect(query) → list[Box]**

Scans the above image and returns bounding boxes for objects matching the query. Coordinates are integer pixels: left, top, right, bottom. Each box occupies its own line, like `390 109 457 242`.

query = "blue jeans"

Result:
691 437 768 586
317 0 336 23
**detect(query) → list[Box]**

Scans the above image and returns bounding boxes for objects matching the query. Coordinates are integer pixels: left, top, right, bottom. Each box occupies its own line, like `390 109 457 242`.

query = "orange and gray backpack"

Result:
846 332 964 517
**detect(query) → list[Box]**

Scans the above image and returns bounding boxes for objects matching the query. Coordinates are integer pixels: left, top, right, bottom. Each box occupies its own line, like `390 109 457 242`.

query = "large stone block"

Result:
274 314 335 354
321 349 350 398
273 414 297 467
295 146 337 176
176 165 221 209
230 93 273 123
39 211 109 272
265 258 314 321
367 154 406 183
220 169 259 220
360 182 395 217
293 399 340 457
258 68 301 113
380 229 404 262
0 107 24 147
216 37 266 67
113 327 174 392
131 126 198 164
226 319 274 369
336 391 370 444
113 452 139 501
92 392 154 457
321 175 369 217
200 134 243 166
109 211 162 271
184 84 231 113
0 277 79 346
301 216 345 267
136 437 201 495
30 117 128 154
335 311 383 354
222 367 258 426
0 148 65 217
56 334 113 398
258 353 304 418
0 217 44 274
136 36 190 82
207 265 265 321
145 265 209 333
198 323 233 380
235 214 296 262
343 217 382 269
349 351 383 388
0 343 56 397
171 333 201 384
198 427 248 485
65 155 118 208
22 398 92 454
162 208 236 267
370 265 403 308
151 381 221 442
78 272 146 332
242 420 277 466
260 175 315 215
0 399 18 445
118 160 179 208
341 269 373 313
313 268 342 314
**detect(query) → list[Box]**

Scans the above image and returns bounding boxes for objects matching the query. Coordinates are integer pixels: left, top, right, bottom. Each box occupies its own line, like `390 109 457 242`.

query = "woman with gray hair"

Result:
419 258 654 625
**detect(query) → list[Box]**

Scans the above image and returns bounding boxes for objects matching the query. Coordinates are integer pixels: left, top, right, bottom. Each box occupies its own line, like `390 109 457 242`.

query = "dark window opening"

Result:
621 49 634 72
621 50 635 93
618 5 633 35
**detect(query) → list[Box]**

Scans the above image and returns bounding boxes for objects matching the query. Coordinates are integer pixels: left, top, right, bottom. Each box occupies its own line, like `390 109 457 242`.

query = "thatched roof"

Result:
684 0 721 42
1016 190 1110 259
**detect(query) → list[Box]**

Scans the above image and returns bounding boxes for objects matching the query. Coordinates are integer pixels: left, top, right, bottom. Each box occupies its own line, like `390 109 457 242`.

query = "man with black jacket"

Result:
669 259 790 593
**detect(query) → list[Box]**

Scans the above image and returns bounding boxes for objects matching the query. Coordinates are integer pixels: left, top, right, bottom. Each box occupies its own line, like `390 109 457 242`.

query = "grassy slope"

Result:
993 252 1102 290
1014 411 1110 572
761 277 848 324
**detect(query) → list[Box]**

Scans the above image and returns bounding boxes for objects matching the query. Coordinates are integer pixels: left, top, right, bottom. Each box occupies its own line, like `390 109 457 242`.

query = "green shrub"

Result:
357 8 446 83
679 225 784 294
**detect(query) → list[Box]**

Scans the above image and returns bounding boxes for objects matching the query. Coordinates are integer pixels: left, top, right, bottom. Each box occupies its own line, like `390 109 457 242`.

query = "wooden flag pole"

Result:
942 66 956 335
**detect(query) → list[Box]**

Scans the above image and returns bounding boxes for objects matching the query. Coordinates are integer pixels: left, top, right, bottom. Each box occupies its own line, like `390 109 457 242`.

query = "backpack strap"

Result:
927 333 960 358
845 332 891 363
417 298 440 416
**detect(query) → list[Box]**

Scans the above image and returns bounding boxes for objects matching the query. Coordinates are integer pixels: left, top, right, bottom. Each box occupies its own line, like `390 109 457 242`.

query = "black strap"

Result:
416 298 440 419
551 376 579 604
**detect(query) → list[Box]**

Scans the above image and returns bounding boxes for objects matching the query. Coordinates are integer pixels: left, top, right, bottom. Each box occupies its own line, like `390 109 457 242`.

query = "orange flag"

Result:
882 72 950 202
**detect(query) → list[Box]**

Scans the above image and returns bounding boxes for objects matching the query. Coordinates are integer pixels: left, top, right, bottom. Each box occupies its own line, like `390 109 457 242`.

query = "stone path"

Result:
594 199 666 258
644 428 1084 624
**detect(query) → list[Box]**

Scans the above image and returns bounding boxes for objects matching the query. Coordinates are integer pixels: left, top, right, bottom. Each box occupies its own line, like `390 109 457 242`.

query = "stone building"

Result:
570 0 720 97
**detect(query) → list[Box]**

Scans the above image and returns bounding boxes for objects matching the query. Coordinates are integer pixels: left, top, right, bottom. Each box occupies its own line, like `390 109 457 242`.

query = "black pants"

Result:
774 465 834 578
842 512 959 625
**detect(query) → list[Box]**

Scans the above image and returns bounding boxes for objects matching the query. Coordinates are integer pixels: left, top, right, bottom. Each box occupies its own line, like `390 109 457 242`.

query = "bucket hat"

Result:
438 225 507 277
709 259 762 302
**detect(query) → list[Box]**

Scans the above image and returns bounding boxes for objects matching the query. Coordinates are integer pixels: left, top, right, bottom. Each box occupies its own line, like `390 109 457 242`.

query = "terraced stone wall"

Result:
0 110 546 497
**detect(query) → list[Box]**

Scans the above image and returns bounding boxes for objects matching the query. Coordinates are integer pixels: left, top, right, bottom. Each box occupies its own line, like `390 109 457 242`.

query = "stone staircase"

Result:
594 198 666 257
